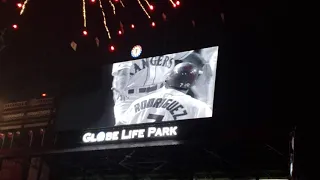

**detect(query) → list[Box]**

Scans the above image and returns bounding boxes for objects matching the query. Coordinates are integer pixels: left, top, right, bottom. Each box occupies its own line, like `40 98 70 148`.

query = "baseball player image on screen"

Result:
116 62 213 125
111 51 195 124
111 47 218 125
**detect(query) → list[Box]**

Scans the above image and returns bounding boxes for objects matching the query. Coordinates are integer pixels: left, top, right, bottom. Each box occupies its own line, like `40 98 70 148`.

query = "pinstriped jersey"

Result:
112 51 193 90
117 88 213 125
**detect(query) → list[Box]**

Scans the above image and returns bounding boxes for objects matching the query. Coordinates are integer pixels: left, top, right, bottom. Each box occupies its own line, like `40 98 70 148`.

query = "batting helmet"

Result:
165 62 200 90
179 51 205 69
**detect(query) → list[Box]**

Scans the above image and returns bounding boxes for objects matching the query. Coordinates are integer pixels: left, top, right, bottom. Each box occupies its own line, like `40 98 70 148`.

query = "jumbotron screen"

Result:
56 46 219 130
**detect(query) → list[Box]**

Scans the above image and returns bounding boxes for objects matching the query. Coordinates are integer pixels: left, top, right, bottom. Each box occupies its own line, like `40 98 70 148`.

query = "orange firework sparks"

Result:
137 0 151 19
98 0 111 39
144 0 150 7
109 0 116 15
20 0 29 15
168 0 176 6
82 0 87 27
119 0 125 7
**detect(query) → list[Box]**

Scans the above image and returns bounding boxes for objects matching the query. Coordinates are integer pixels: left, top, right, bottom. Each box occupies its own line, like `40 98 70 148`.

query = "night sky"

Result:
0 0 283 131
0 0 220 100
0 0 279 137
0 0 300 178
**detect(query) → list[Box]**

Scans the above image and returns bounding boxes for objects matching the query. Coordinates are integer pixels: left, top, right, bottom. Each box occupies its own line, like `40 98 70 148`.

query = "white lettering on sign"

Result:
147 127 156 137
121 129 146 140
81 126 178 143
113 131 119 140
147 126 178 137
82 132 92 143
105 132 113 141
96 132 105 142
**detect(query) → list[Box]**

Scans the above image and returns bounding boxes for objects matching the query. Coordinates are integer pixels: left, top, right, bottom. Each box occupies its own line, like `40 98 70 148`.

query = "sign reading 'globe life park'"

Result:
82 126 178 143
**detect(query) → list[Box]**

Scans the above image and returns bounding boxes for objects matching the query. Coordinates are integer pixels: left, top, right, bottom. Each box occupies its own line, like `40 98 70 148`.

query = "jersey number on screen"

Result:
147 114 164 123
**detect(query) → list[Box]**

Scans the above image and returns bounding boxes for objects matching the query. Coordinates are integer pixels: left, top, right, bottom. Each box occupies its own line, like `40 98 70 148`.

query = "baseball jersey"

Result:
117 87 213 125
111 51 194 124
112 51 194 91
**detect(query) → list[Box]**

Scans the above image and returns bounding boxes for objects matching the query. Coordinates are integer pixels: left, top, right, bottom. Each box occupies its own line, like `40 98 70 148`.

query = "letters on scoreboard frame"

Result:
77 120 212 145
82 125 178 143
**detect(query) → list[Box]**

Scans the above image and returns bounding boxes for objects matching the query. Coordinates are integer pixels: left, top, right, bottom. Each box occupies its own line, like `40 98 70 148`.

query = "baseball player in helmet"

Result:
111 51 194 125
116 62 213 125
176 48 217 108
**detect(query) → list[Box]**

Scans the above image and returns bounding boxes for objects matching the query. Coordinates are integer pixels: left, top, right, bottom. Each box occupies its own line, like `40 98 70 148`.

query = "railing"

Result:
29 98 54 107
0 98 55 130
2 113 25 121
2 98 54 111
2 101 28 111
1 110 52 121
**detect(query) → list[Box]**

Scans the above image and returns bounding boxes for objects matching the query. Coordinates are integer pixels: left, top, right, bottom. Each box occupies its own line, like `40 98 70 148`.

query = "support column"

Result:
26 157 50 180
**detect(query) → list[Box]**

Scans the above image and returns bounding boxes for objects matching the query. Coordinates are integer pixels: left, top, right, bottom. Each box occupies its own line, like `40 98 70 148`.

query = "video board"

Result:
56 46 219 131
